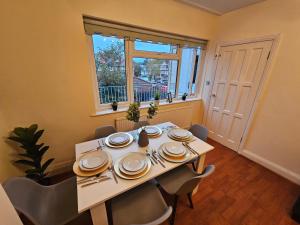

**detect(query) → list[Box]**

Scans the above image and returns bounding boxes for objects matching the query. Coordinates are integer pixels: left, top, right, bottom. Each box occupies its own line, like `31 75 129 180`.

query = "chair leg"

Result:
105 200 113 225
169 195 178 225
187 192 194 209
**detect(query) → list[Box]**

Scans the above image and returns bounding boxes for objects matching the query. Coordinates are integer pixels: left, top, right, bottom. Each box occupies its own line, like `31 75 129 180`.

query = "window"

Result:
134 40 177 54
92 34 127 104
85 17 207 110
133 58 178 102
178 48 202 97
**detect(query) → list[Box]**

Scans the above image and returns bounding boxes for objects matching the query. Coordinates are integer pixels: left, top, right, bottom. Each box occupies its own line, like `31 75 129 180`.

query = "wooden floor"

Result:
25 139 300 225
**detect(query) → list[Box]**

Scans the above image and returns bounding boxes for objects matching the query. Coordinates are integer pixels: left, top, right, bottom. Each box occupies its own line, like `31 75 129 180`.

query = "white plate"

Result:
119 160 147 175
164 142 186 155
121 153 146 172
138 126 162 137
108 132 130 145
169 128 192 138
79 151 108 171
105 133 134 148
114 157 152 180
158 146 191 163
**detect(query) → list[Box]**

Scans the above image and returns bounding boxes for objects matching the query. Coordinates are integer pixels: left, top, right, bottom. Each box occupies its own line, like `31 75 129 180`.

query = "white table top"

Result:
75 122 214 213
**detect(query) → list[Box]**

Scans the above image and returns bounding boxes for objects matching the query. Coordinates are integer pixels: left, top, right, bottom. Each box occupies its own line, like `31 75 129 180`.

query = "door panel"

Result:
206 41 272 151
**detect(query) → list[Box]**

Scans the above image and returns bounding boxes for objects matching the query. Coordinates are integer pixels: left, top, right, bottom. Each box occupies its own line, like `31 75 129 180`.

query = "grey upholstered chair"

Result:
188 124 209 170
3 176 78 225
156 165 215 225
107 182 172 225
94 125 117 139
189 124 208 142
133 121 150 130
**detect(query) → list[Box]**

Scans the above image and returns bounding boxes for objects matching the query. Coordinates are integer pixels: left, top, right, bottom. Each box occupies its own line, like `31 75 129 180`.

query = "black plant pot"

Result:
112 105 118 111
182 96 187 101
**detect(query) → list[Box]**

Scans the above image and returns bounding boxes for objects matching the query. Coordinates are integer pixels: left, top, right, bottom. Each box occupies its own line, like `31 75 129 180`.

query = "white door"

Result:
206 41 272 151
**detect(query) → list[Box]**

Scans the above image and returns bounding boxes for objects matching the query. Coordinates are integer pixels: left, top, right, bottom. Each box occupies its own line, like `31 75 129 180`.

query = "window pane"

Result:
92 34 127 104
134 40 177 54
178 48 201 96
132 58 178 102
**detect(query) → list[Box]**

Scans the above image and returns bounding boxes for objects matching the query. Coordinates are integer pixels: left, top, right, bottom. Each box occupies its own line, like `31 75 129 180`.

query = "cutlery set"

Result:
182 142 199 156
147 148 166 168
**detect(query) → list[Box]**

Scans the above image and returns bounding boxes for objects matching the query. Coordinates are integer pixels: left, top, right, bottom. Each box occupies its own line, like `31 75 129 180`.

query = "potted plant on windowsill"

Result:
7 124 55 185
154 92 160 106
111 101 118 111
182 93 188 101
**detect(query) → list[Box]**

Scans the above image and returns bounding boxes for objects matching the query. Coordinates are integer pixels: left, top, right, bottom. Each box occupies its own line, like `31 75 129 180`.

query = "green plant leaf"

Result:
18 153 35 159
13 127 26 137
25 168 41 174
41 158 54 172
32 130 44 144
28 124 38 134
39 146 49 157
15 159 35 167
8 136 26 145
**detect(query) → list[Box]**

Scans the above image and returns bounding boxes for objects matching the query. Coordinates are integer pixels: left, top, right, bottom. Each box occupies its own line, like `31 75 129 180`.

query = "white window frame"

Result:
87 34 205 112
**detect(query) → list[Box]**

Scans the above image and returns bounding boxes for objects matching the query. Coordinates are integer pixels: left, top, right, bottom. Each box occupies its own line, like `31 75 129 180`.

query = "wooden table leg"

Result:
193 153 206 195
90 203 108 225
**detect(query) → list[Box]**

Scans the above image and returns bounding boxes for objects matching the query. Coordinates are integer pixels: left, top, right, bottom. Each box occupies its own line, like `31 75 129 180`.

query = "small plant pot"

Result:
154 99 160 106
112 105 118 111
182 96 187 101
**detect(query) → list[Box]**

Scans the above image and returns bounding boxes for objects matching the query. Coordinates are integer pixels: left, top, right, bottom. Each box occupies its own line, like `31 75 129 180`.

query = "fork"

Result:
146 150 155 165
81 177 111 188
108 165 118 184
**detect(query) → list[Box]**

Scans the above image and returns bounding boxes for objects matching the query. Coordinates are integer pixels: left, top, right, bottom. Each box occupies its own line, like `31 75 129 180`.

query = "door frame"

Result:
203 34 281 153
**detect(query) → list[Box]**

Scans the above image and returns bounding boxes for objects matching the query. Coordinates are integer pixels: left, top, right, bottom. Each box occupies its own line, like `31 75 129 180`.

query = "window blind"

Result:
83 16 208 49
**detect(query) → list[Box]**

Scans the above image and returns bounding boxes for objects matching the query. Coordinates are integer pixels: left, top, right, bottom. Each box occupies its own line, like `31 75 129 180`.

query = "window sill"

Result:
91 97 201 117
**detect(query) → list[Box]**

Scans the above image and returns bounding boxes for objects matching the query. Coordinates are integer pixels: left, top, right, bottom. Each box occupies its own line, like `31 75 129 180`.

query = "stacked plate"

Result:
114 152 151 179
73 151 111 177
168 128 194 142
138 126 162 138
105 132 133 148
158 142 191 163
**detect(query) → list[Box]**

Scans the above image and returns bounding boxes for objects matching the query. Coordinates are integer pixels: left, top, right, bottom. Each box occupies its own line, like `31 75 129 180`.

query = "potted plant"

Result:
111 101 118 111
154 91 160 106
7 124 55 185
147 102 158 119
182 93 188 101
126 102 140 123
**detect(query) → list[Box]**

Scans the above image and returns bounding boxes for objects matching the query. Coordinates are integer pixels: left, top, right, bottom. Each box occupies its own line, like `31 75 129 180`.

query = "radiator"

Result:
115 106 193 131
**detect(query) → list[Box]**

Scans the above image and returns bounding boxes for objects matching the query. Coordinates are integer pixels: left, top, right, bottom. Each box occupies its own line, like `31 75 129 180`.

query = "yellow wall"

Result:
214 0 300 181
0 0 217 180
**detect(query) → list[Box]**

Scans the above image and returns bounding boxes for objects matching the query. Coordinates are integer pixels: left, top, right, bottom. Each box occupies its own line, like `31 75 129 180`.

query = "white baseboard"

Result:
240 149 300 185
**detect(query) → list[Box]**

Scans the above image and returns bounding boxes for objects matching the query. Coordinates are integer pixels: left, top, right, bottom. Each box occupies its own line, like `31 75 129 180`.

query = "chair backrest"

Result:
133 121 150 130
3 176 78 225
94 125 117 139
189 124 208 141
176 165 215 195
3 177 50 225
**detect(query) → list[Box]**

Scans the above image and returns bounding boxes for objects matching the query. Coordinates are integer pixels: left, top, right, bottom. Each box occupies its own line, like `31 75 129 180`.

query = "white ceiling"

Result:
179 0 266 15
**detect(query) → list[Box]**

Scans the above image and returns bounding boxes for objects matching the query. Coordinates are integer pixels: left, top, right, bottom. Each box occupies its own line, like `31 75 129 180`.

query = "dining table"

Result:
75 122 214 225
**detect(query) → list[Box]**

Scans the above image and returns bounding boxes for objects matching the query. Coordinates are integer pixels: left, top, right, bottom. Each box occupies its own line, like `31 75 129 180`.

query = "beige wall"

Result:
0 0 217 180
212 0 300 183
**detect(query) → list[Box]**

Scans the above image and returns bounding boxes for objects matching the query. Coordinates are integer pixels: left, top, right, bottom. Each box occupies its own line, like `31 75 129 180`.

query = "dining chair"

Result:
94 125 117 139
188 124 209 170
107 181 172 225
189 124 208 142
133 121 150 130
156 165 215 225
3 176 79 225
